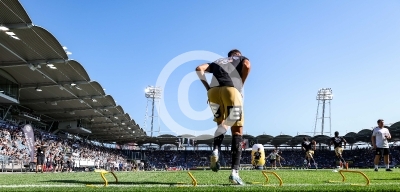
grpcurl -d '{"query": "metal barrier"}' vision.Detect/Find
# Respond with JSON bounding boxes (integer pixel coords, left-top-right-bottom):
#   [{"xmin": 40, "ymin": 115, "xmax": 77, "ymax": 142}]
[{"xmin": 0, "ymin": 160, "xmax": 29, "ymax": 172}]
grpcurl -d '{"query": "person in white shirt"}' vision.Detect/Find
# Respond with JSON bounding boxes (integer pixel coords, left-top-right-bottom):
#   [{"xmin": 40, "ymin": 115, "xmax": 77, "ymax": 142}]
[
  {"xmin": 265, "ymin": 149, "xmax": 283, "ymax": 170},
  {"xmin": 371, "ymin": 119, "xmax": 392, "ymax": 172}
]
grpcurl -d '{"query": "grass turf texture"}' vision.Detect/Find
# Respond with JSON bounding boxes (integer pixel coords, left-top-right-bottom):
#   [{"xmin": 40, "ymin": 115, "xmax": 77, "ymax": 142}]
[{"xmin": 0, "ymin": 169, "xmax": 400, "ymax": 191}]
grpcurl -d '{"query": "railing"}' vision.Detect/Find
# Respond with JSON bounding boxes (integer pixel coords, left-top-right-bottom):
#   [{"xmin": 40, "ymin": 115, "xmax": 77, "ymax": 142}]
[{"xmin": 0, "ymin": 160, "xmax": 34, "ymax": 172}]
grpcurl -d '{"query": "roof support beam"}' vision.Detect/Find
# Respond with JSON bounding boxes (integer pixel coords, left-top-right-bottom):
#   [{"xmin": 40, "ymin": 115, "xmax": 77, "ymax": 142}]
[
  {"xmin": 1, "ymin": 23, "xmax": 34, "ymax": 30},
  {"xmin": 90, "ymin": 120, "xmax": 131, "ymax": 126},
  {"xmin": 90, "ymin": 126, "xmax": 133, "ymax": 130},
  {"xmin": 20, "ymin": 95, "xmax": 106, "ymax": 104},
  {"xmin": 45, "ymin": 114, "xmax": 127, "ymax": 122},
  {"xmin": 0, "ymin": 58, "xmax": 67, "ymax": 68},
  {"xmin": 20, "ymin": 81, "xmax": 89, "ymax": 89},
  {"xmin": 34, "ymin": 105, "xmax": 116, "ymax": 114},
  {"xmin": 93, "ymin": 135, "xmax": 137, "ymax": 140}
]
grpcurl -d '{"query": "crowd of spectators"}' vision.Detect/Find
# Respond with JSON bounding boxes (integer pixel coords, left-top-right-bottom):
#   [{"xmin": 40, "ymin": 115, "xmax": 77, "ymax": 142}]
[
  {"xmin": 142, "ymin": 147, "xmax": 400, "ymax": 170},
  {"xmin": 0, "ymin": 122, "xmax": 131, "ymax": 172},
  {"xmin": 1, "ymin": 121, "xmax": 399, "ymax": 172}
]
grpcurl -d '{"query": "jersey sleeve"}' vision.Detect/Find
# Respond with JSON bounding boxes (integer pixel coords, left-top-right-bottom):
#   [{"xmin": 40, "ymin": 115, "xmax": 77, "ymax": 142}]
[
  {"xmin": 372, "ymin": 128, "xmax": 377, "ymax": 136},
  {"xmin": 207, "ymin": 62, "xmax": 215, "ymax": 72}
]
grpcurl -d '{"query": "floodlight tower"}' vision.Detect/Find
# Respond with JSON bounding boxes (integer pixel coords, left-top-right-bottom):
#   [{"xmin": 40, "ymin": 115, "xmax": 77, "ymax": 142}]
[
  {"xmin": 313, "ymin": 88, "xmax": 333, "ymax": 136},
  {"xmin": 144, "ymin": 86, "xmax": 162, "ymax": 137}
]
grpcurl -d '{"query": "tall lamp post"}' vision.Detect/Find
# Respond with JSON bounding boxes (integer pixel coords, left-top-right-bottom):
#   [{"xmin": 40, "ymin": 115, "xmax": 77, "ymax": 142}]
[
  {"xmin": 314, "ymin": 88, "xmax": 333, "ymax": 136},
  {"xmin": 144, "ymin": 86, "xmax": 162, "ymax": 138}
]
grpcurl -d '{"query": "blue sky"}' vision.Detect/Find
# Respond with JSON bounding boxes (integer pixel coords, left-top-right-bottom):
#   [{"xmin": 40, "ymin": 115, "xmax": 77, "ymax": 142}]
[{"xmin": 19, "ymin": 0, "xmax": 400, "ymax": 138}]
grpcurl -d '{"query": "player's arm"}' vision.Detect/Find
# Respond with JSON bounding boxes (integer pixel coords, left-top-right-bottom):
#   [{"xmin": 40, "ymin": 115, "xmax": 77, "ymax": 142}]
[
  {"xmin": 195, "ymin": 63, "xmax": 211, "ymax": 91},
  {"xmin": 371, "ymin": 135, "xmax": 376, "ymax": 148},
  {"xmin": 386, "ymin": 130, "xmax": 392, "ymax": 140},
  {"xmin": 371, "ymin": 130, "xmax": 376, "ymax": 149},
  {"xmin": 241, "ymin": 59, "xmax": 251, "ymax": 85}
]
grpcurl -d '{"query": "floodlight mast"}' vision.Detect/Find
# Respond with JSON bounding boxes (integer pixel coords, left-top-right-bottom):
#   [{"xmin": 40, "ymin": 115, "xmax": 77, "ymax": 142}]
[
  {"xmin": 313, "ymin": 88, "xmax": 333, "ymax": 136},
  {"xmin": 144, "ymin": 86, "xmax": 162, "ymax": 138}
]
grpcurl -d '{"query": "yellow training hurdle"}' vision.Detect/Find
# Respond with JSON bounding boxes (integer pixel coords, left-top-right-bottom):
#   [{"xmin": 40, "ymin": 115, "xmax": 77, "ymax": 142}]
[
  {"xmin": 86, "ymin": 169, "xmax": 118, "ymax": 187},
  {"xmin": 328, "ymin": 170, "xmax": 370, "ymax": 186},
  {"xmin": 176, "ymin": 172, "xmax": 198, "ymax": 187},
  {"xmin": 251, "ymin": 171, "xmax": 283, "ymax": 186}
]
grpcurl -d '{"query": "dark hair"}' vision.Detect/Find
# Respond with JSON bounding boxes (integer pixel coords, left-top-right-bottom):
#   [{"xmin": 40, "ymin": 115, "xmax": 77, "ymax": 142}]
[
  {"xmin": 228, "ymin": 49, "xmax": 241, "ymax": 57},
  {"xmin": 377, "ymin": 119, "xmax": 384, "ymax": 124},
  {"xmin": 334, "ymin": 131, "xmax": 339, "ymax": 136},
  {"xmin": 303, "ymin": 137, "xmax": 308, "ymax": 141}
]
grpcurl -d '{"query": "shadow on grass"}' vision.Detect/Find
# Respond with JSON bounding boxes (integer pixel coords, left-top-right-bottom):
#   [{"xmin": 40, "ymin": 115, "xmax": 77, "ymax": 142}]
[
  {"xmin": 371, "ymin": 178, "xmax": 400, "ymax": 181},
  {"xmin": 44, "ymin": 180, "xmax": 181, "ymax": 185}
]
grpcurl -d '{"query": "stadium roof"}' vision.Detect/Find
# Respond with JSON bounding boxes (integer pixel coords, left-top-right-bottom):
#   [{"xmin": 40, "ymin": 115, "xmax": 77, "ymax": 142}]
[
  {"xmin": 0, "ymin": 0, "xmax": 146, "ymax": 143},
  {"xmin": 133, "ymin": 122, "xmax": 400, "ymax": 147}
]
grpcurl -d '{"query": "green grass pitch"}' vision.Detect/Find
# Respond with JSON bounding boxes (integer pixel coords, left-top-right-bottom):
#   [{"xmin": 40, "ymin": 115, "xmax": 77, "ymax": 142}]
[{"xmin": 0, "ymin": 169, "xmax": 399, "ymax": 191}]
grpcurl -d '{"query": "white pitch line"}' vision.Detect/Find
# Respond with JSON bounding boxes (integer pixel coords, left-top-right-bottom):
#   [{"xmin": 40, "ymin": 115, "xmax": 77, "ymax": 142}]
[{"xmin": 0, "ymin": 183, "xmax": 400, "ymax": 188}]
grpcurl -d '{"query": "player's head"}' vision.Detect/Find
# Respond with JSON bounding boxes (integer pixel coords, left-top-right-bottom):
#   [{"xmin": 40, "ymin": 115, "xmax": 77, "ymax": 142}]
[
  {"xmin": 257, "ymin": 148, "xmax": 260, "ymax": 151},
  {"xmin": 303, "ymin": 137, "xmax": 308, "ymax": 141},
  {"xmin": 377, "ymin": 119, "xmax": 384, "ymax": 126},
  {"xmin": 228, "ymin": 49, "xmax": 241, "ymax": 57},
  {"xmin": 334, "ymin": 131, "xmax": 339, "ymax": 137}
]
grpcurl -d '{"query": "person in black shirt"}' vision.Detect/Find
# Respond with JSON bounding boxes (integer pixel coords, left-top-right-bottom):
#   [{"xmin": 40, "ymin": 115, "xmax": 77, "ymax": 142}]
[
  {"xmin": 196, "ymin": 49, "xmax": 251, "ymax": 185},
  {"xmin": 35, "ymin": 141, "xmax": 46, "ymax": 173},
  {"xmin": 330, "ymin": 131, "xmax": 348, "ymax": 169},
  {"xmin": 301, "ymin": 137, "xmax": 317, "ymax": 168},
  {"xmin": 253, "ymin": 148, "xmax": 261, "ymax": 167}
]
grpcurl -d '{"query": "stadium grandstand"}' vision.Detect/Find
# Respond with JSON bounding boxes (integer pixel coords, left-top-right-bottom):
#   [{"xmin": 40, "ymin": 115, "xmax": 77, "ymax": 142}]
[{"xmin": 1, "ymin": 0, "xmax": 400, "ymax": 174}]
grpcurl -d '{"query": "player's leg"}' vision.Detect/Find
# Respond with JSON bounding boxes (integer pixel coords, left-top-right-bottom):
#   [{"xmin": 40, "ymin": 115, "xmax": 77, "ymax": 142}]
[
  {"xmin": 207, "ymin": 87, "xmax": 226, "ymax": 172},
  {"xmin": 309, "ymin": 151, "xmax": 316, "ymax": 166},
  {"xmin": 223, "ymin": 87, "xmax": 245, "ymax": 185},
  {"xmin": 338, "ymin": 148, "xmax": 347, "ymax": 169},
  {"xmin": 383, "ymin": 148, "xmax": 392, "ymax": 171},
  {"xmin": 36, "ymin": 157, "xmax": 39, "ymax": 173},
  {"xmin": 374, "ymin": 149, "xmax": 382, "ymax": 171},
  {"xmin": 40, "ymin": 156, "xmax": 45, "ymax": 173},
  {"xmin": 306, "ymin": 152, "xmax": 311, "ymax": 167},
  {"xmin": 334, "ymin": 148, "xmax": 341, "ymax": 168}
]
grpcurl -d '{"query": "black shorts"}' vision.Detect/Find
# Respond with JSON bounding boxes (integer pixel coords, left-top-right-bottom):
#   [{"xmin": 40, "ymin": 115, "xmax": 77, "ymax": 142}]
[
  {"xmin": 37, "ymin": 155, "xmax": 45, "ymax": 165},
  {"xmin": 375, "ymin": 148, "xmax": 390, "ymax": 156},
  {"xmin": 254, "ymin": 159, "xmax": 260, "ymax": 164},
  {"xmin": 270, "ymin": 159, "xmax": 276, "ymax": 163}
]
